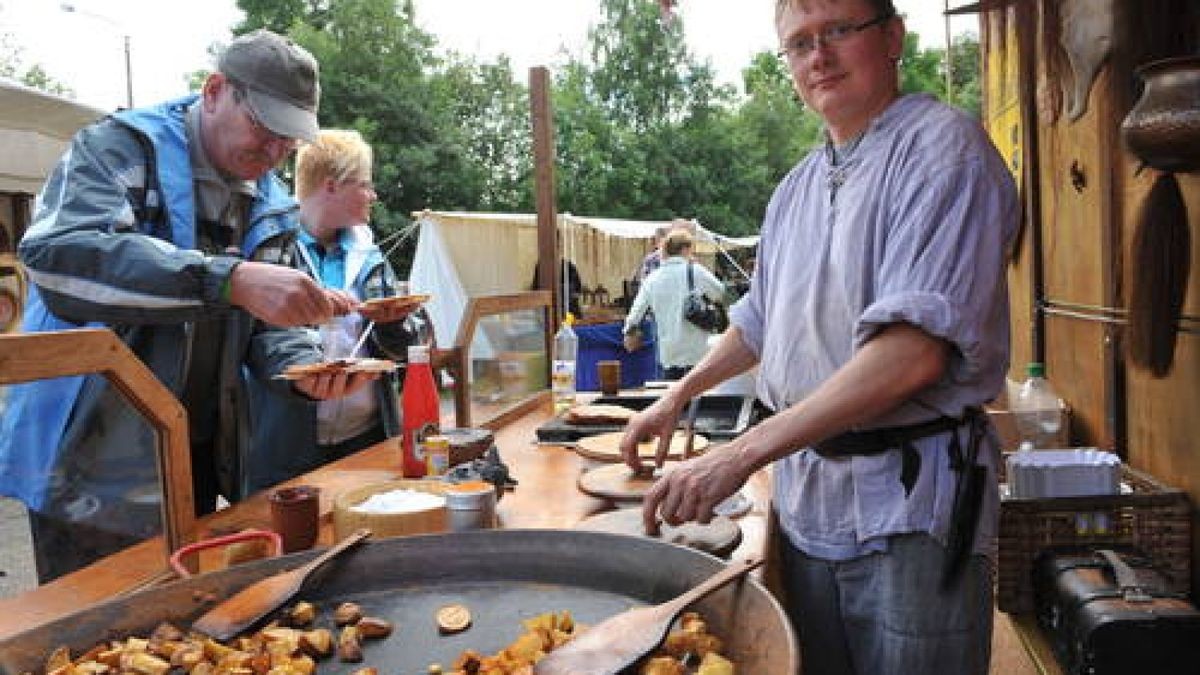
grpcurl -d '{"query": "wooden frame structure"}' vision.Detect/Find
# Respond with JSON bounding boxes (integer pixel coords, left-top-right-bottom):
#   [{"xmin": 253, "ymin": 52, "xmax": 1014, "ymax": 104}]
[
  {"xmin": 0, "ymin": 328, "xmax": 197, "ymax": 563},
  {"xmin": 434, "ymin": 290, "xmax": 553, "ymax": 430}
]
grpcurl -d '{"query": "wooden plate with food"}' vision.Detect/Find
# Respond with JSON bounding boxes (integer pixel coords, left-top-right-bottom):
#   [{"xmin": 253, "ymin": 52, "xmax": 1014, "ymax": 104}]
[
  {"xmin": 561, "ymin": 402, "xmax": 638, "ymax": 426},
  {"xmin": 276, "ymin": 357, "xmax": 396, "ymax": 380},
  {"xmin": 358, "ymin": 293, "xmax": 431, "ymax": 321},
  {"xmin": 576, "ymin": 462, "xmax": 681, "ymax": 502},
  {"xmin": 574, "ymin": 430, "xmax": 708, "ymax": 463}
]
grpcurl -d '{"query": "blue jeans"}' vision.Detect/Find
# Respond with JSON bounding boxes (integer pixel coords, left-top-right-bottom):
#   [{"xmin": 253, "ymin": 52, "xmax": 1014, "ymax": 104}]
[{"xmin": 779, "ymin": 532, "xmax": 993, "ymax": 675}]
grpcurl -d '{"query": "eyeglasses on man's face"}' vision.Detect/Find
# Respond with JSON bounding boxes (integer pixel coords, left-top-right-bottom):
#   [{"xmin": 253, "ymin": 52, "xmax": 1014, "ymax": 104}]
[
  {"xmin": 229, "ymin": 82, "xmax": 299, "ymax": 151},
  {"xmin": 776, "ymin": 13, "xmax": 893, "ymax": 61}
]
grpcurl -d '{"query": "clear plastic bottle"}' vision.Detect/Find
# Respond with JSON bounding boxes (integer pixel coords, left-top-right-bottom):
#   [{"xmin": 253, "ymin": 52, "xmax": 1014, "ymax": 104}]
[
  {"xmin": 401, "ymin": 345, "xmax": 440, "ymax": 478},
  {"xmin": 552, "ymin": 313, "xmax": 579, "ymax": 415},
  {"xmin": 1013, "ymin": 362, "xmax": 1063, "ymax": 450}
]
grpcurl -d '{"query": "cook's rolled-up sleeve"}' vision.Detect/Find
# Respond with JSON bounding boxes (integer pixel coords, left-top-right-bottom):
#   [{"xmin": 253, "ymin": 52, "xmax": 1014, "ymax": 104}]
[
  {"xmin": 729, "ymin": 294, "xmax": 765, "ymax": 357},
  {"xmin": 854, "ymin": 157, "xmax": 1016, "ymax": 383}
]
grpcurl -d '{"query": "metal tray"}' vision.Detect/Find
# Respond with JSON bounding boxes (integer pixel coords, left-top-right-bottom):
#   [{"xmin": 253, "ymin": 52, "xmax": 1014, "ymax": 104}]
[
  {"xmin": 0, "ymin": 530, "xmax": 797, "ymax": 674},
  {"xmin": 536, "ymin": 394, "xmax": 758, "ymax": 443}
]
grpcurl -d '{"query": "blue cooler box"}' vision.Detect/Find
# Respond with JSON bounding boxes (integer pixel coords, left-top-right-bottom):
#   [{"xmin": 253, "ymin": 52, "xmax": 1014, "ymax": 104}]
[{"xmin": 575, "ymin": 320, "xmax": 658, "ymax": 391}]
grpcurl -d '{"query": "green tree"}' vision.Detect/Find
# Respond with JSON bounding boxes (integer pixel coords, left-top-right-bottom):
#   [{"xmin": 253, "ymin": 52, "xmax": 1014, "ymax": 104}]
[
  {"xmin": 551, "ymin": 0, "xmax": 785, "ymax": 235},
  {"xmin": 735, "ymin": 51, "xmax": 822, "ymax": 186},
  {"xmin": 587, "ymin": 0, "xmax": 696, "ymax": 132},
  {"xmin": 899, "ymin": 32, "xmax": 983, "ymax": 117},
  {"xmin": 428, "ymin": 54, "xmax": 532, "ymax": 212},
  {"xmin": 947, "ymin": 34, "xmax": 982, "ymax": 116},
  {"xmin": 900, "ymin": 32, "xmax": 944, "ymax": 98},
  {"xmin": 0, "ymin": 25, "xmax": 73, "ymax": 97}
]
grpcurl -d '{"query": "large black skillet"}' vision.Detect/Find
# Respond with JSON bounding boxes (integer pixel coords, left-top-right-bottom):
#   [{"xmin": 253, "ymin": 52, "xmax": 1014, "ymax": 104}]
[{"xmin": 0, "ymin": 530, "xmax": 798, "ymax": 674}]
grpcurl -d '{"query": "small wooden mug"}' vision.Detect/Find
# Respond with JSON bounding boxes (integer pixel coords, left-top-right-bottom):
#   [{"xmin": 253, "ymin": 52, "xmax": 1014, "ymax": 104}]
[{"xmin": 269, "ymin": 485, "xmax": 321, "ymax": 553}]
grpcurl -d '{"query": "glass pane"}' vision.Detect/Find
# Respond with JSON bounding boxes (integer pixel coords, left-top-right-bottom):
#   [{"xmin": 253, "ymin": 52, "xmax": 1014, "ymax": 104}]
[
  {"xmin": 466, "ymin": 307, "xmax": 548, "ymax": 425},
  {"xmin": 0, "ymin": 377, "xmax": 166, "ymax": 593}
]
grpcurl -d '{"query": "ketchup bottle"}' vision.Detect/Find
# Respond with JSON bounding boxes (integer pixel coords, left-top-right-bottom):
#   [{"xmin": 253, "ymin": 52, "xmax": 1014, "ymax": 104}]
[{"xmin": 401, "ymin": 345, "xmax": 440, "ymax": 478}]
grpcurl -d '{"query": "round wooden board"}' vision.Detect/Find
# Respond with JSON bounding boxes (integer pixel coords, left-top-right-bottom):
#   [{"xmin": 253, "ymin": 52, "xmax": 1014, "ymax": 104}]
[
  {"xmin": 575, "ymin": 508, "xmax": 742, "ymax": 559},
  {"xmin": 358, "ymin": 293, "xmax": 432, "ymax": 321},
  {"xmin": 574, "ymin": 430, "xmax": 709, "ymax": 463},
  {"xmin": 576, "ymin": 462, "xmax": 681, "ymax": 502},
  {"xmin": 276, "ymin": 357, "xmax": 396, "ymax": 380}
]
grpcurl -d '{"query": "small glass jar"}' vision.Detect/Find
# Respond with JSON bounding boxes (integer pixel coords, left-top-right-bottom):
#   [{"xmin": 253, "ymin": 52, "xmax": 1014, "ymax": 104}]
[
  {"xmin": 425, "ymin": 434, "xmax": 450, "ymax": 476},
  {"xmin": 444, "ymin": 480, "xmax": 497, "ymax": 531}
]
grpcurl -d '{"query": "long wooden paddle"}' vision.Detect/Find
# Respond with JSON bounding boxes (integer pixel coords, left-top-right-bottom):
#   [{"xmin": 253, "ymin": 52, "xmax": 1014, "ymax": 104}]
[
  {"xmin": 192, "ymin": 528, "xmax": 371, "ymax": 641},
  {"xmin": 533, "ymin": 555, "xmax": 763, "ymax": 675}
]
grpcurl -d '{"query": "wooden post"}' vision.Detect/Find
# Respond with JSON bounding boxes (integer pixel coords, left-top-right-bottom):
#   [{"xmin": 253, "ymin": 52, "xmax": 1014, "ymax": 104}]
[
  {"xmin": 530, "ymin": 66, "xmax": 560, "ymax": 377},
  {"xmin": 1016, "ymin": 0, "xmax": 1045, "ymax": 366}
]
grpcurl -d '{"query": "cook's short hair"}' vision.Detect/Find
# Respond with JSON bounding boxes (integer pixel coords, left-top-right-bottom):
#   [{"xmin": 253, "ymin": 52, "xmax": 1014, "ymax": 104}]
[
  {"xmin": 294, "ymin": 129, "xmax": 372, "ymax": 200},
  {"xmin": 775, "ymin": 0, "xmax": 896, "ymax": 19},
  {"xmin": 663, "ymin": 228, "xmax": 695, "ymax": 256}
]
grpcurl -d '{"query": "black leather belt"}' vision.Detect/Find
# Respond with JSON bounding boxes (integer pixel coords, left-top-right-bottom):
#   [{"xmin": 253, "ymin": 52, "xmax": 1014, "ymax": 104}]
[
  {"xmin": 812, "ymin": 407, "xmax": 988, "ymax": 590},
  {"xmin": 811, "ymin": 410, "xmax": 977, "ymax": 497},
  {"xmin": 812, "ymin": 414, "xmax": 971, "ymax": 457}
]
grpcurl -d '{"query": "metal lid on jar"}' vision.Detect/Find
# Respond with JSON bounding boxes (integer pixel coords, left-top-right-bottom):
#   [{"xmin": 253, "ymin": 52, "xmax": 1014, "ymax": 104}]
[{"xmin": 443, "ymin": 480, "xmax": 496, "ymax": 510}]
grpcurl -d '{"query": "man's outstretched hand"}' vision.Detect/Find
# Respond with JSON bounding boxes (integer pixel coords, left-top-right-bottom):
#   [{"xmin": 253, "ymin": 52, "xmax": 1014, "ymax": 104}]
[{"xmin": 229, "ymin": 261, "xmax": 357, "ymax": 327}]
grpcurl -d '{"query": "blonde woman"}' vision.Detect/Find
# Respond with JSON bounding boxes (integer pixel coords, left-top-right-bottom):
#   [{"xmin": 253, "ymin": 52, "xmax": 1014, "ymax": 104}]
[{"xmin": 245, "ymin": 129, "xmax": 432, "ymax": 494}]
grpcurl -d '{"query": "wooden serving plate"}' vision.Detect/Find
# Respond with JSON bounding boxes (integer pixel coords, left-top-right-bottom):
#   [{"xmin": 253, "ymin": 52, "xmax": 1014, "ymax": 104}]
[
  {"xmin": 574, "ymin": 431, "xmax": 708, "ymax": 463},
  {"xmin": 358, "ymin": 293, "xmax": 431, "ymax": 321},
  {"xmin": 576, "ymin": 462, "xmax": 681, "ymax": 502},
  {"xmin": 575, "ymin": 508, "xmax": 742, "ymax": 558},
  {"xmin": 276, "ymin": 357, "xmax": 395, "ymax": 380}
]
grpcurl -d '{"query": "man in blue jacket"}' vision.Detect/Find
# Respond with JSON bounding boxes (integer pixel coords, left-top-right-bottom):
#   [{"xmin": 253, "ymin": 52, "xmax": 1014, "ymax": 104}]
[{"xmin": 0, "ymin": 30, "xmax": 373, "ymax": 581}]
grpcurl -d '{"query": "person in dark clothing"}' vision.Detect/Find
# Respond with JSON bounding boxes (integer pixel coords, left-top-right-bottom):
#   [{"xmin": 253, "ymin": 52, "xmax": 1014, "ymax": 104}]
[{"xmin": 531, "ymin": 258, "xmax": 584, "ymax": 318}]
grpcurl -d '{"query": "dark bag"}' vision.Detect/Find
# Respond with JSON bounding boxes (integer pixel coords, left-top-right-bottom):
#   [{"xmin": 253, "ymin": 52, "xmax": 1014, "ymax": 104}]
[
  {"xmin": 682, "ymin": 263, "xmax": 727, "ymax": 332},
  {"xmin": 1034, "ymin": 547, "xmax": 1200, "ymax": 675}
]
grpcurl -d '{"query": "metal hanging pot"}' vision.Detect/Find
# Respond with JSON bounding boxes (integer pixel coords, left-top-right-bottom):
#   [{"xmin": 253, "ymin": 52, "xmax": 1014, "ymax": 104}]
[
  {"xmin": 1120, "ymin": 56, "xmax": 1198, "ymax": 377},
  {"xmin": 1121, "ymin": 55, "xmax": 1200, "ymax": 172}
]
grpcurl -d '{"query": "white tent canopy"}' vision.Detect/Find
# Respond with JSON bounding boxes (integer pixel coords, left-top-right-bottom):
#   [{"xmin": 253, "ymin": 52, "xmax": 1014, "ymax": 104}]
[
  {"xmin": 407, "ymin": 209, "xmax": 757, "ymax": 351},
  {"xmin": 0, "ymin": 79, "xmax": 105, "ymax": 194}
]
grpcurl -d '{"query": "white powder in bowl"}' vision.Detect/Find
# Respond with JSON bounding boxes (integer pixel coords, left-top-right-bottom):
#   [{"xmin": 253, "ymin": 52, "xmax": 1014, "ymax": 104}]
[{"xmin": 351, "ymin": 488, "xmax": 446, "ymax": 514}]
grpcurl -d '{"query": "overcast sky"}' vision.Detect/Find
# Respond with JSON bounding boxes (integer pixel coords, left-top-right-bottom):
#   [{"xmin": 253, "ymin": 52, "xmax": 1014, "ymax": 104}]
[{"xmin": 3, "ymin": 0, "xmax": 978, "ymax": 112}]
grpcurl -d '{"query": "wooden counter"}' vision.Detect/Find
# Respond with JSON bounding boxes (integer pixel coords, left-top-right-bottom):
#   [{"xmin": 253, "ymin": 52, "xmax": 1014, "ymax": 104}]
[
  {"xmin": 0, "ymin": 400, "xmax": 769, "ymax": 639},
  {"xmin": 0, "ymin": 400, "xmax": 1053, "ymax": 675}
]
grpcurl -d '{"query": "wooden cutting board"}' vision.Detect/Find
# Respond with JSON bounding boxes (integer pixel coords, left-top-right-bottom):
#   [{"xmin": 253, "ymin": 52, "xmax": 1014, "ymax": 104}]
[
  {"xmin": 576, "ymin": 462, "xmax": 681, "ymax": 502},
  {"xmin": 574, "ymin": 431, "xmax": 708, "ymax": 463},
  {"xmin": 575, "ymin": 508, "xmax": 742, "ymax": 559}
]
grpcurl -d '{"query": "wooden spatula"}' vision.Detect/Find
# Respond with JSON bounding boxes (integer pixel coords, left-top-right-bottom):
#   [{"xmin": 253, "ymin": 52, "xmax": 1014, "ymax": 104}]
[
  {"xmin": 533, "ymin": 554, "xmax": 763, "ymax": 675},
  {"xmin": 192, "ymin": 528, "xmax": 371, "ymax": 641}
]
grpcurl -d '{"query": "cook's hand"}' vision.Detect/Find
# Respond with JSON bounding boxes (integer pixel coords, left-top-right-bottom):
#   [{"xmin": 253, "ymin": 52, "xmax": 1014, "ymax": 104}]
[
  {"xmin": 229, "ymin": 262, "xmax": 357, "ymax": 326},
  {"xmin": 292, "ymin": 370, "xmax": 380, "ymax": 400},
  {"xmin": 642, "ymin": 445, "xmax": 748, "ymax": 535},
  {"xmin": 619, "ymin": 394, "xmax": 683, "ymax": 474}
]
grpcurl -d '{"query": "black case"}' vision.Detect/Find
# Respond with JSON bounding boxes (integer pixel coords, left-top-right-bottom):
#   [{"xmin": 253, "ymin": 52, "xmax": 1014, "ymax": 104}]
[{"xmin": 1033, "ymin": 547, "xmax": 1200, "ymax": 675}]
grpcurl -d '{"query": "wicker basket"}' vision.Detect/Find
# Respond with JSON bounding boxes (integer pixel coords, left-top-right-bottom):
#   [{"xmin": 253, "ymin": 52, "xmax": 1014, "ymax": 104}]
[{"xmin": 998, "ymin": 463, "xmax": 1192, "ymax": 614}]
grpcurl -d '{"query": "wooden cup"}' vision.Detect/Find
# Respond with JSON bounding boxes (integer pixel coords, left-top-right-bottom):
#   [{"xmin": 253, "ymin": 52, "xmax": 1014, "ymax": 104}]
[
  {"xmin": 597, "ymin": 360, "xmax": 622, "ymax": 395},
  {"xmin": 269, "ymin": 485, "xmax": 321, "ymax": 553}
]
